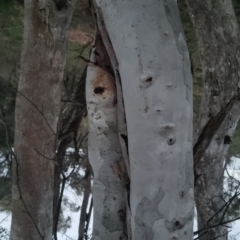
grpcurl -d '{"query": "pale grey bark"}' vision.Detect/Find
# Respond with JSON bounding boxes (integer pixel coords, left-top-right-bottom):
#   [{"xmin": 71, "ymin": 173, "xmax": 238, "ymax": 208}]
[
  {"xmin": 88, "ymin": 0, "xmax": 194, "ymax": 239},
  {"xmin": 184, "ymin": 0, "xmax": 240, "ymax": 239},
  {"xmin": 10, "ymin": 0, "xmax": 75, "ymax": 239},
  {"xmin": 86, "ymin": 34, "xmax": 127, "ymax": 239}
]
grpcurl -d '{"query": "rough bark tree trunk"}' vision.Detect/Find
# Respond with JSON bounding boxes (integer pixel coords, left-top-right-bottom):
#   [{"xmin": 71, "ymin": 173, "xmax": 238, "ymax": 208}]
[
  {"xmin": 87, "ymin": 0, "xmax": 194, "ymax": 239},
  {"xmin": 183, "ymin": 0, "xmax": 240, "ymax": 239},
  {"xmin": 10, "ymin": 1, "xmax": 75, "ymax": 239}
]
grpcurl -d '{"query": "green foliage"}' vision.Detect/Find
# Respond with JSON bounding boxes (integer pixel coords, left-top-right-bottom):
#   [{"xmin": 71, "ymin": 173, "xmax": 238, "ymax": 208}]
[
  {"xmin": 0, "ymin": 0, "xmax": 14, "ymax": 14},
  {"xmin": 0, "ymin": 0, "xmax": 22, "ymax": 28},
  {"xmin": 0, "ymin": 0, "xmax": 22, "ymax": 153},
  {"xmin": 0, "ymin": 0, "xmax": 28, "ymax": 215},
  {"xmin": 233, "ymin": 0, "xmax": 240, "ymax": 16},
  {"xmin": 63, "ymin": 41, "xmax": 91, "ymax": 98},
  {"xmin": 178, "ymin": 0, "xmax": 203, "ymax": 114}
]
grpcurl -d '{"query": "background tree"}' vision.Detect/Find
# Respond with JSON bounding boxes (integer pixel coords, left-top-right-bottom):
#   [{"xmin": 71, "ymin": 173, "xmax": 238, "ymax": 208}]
[
  {"xmin": 0, "ymin": 0, "xmax": 96, "ymax": 238},
  {"xmin": 179, "ymin": 0, "xmax": 240, "ymax": 239},
  {"xmin": 10, "ymin": 0, "xmax": 75, "ymax": 239}
]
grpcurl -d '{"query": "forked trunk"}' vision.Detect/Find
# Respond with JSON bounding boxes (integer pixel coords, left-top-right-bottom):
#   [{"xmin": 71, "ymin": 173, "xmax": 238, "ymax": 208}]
[
  {"xmin": 184, "ymin": 0, "xmax": 240, "ymax": 239},
  {"xmin": 87, "ymin": 0, "xmax": 194, "ymax": 239}
]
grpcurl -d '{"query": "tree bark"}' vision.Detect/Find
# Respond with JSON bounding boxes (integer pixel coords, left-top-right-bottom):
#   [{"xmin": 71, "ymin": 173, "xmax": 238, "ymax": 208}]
[
  {"xmin": 183, "ymin": 0, "xmax": 240, "ymax": 239},
  {"xmin": 88, "ymin": 0, "xmax": 194, "ymax": 239},
  {"xmin": 78, "ymin": 163, "xmax": 91, "ymax": 240},
  {"xmin": 86, "ymin": 30, "xmax": 127, "ymax": 239},
  {"xmin": 10, "ymin": 1, "xmax": 75, "ymax": 239}
]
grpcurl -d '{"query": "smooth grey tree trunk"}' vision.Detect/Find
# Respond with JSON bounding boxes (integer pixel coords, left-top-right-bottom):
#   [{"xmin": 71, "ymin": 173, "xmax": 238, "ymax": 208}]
[
  {"xmin": 184, "ymin": 0, "xmax": 240, "ymax": 239},
  {"xmin": 10, "ymin": 1, "xmax": 75, "ymax": 239},
  {"xmin": 87, "ymin": 0, "xmax": 194, "ymax": 239},
  {"xmin": 86, "ymin": 31, "xmax": 127, "ymax": 239}
]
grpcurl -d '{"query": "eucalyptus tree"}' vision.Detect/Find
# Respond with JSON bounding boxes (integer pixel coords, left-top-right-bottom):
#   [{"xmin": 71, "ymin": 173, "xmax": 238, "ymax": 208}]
[
  {"xmin": 86, "ymin": 0, "xmax": 194, "ymax": 239},
  {"xmin": 10, "ymin": 0, "xmax": 75, "ymax": 239},
  {"xmin": 183, "ymin": 0, "xmax": 240, "ymax": 239}
]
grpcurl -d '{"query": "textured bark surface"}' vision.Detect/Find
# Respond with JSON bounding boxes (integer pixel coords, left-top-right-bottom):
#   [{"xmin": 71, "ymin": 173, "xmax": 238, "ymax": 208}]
[
  {"xmin": 92, "ymin": 0, "xmax": 194, "ymax": 239},
  {"xmin": 10, "ymin": 1, "xmax": 75, "ymax": 239},
  {"xmin": 183, "ymin": 0, "xmax": 240, "ymax": 239},
  {"xmin": 86, "ymin": 32, "xmax": 127, "ymax": 240}
]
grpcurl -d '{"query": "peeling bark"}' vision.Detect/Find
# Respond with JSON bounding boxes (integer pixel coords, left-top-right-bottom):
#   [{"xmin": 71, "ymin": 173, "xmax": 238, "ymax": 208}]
[
  {"xmin": 10, "ymin": 1, "xmax": 75, "ymax": 239},
  {"xmin": 183, "ymin": 0, "xmax": 240, "ymax": 238},
  {"xmin": 86, "ymin": 31, "xmax": 127, "ymax": 239},
  {"xmin": 88, "ymin": 0, "xmax": 194, "ymax": 239}
]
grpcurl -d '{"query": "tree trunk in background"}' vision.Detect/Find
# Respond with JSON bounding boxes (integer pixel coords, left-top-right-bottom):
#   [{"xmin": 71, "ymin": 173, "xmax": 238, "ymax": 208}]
[
  {"xmin": 86, "ymin": 31, "xmax": 127, "ymax": 239},
  {"xmin": 52, "ymin": 142, "xmax": 68, "ymax": 238},
  {"xmin": 10, "ymin": 1, "xmax": 75, "ymax": 239},
  {"xmin": 183, "ymin": 0, "xmax": 240, "ymax": 239},
  {"xmin": 88, "ymin": 0, "xmax": 194, "ymax": 239},
  {"xmin": 78, "ymin": 163, "xmax": 91, "ymax": 240}
]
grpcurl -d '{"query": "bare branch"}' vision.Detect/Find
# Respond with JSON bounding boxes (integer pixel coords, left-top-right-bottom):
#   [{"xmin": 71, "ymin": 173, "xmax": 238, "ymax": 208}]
[{"xmin": 9, "ymin": 84, "xmax": 56, "ymax": 135}]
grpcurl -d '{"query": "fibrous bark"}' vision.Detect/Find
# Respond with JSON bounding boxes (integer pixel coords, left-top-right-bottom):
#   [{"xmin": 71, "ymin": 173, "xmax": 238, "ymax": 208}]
[
  {"xmin": 88, "ymin": 0, "xmax": 194, "ymax": 239},
  {"xmin": 183, "ymin": 0, "xmax": 240, "ymax": 239},
  {"xmin": 10, "ymin": 1, "xmax": 75, "ymax": 239}
]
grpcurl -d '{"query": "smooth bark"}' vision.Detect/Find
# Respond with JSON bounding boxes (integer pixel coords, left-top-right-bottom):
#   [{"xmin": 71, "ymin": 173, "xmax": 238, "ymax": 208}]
[
  {"xmin": 184, "ymin": 0, "xmax": 240, "ymax": 239},
  {"xmin": 86, "ymin": 31, "xmax": 127, "ymax": 239},
  {"xmin": 10, "ymin": 1, "xmax": 75, "ymax": 239},
  {"xmin": 89, "ymin": 0, "xmax": 194, "ymax": 239}
]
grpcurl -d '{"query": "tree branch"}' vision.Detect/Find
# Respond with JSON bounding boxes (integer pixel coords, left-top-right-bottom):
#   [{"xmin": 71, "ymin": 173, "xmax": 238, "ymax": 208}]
[{"xmin": 9, "ymin": 84, "xmax": 56, "ymax": 135}]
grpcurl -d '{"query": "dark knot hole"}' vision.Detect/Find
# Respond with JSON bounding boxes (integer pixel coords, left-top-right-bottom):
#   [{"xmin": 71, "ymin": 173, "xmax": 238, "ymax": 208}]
[{"xmin": 94, "ymin": 87, "xmax": 105, "ymax": 94}]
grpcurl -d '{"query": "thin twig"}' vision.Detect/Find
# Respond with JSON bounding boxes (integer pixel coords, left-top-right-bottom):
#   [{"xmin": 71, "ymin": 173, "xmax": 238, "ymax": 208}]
[{"xmin": 9, "ymin": 84, "xmax": 56, "ymax": 135}]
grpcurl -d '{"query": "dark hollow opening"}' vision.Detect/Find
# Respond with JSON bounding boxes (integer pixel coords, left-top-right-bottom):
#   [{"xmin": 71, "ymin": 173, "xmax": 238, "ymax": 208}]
[
  {"xmin": 224, "ymin": 135, "xmax": 232, "ymax": 144},
  {"xmin": 146, "ymin": 77, "xmax": 152, "ymax": 82},
  {"xmin": 175, "ymin": 221, "xmax": 180, "ymax": 226},
  {"xmin": 94, "ymin": 87, "xmax": 105, "ymax": 94}
]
